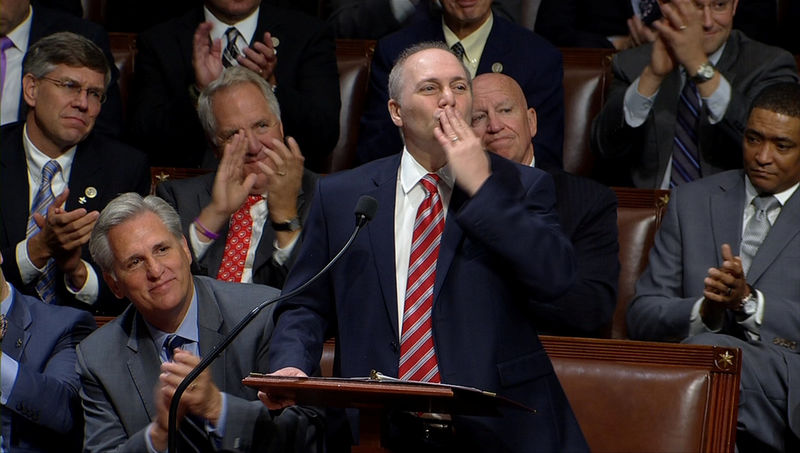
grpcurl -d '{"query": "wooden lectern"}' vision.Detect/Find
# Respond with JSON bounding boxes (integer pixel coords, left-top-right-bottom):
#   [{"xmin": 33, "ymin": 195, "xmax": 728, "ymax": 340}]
[{"xmin": 243, "ymin": 373, "xmax": 534, "ymax": 452}]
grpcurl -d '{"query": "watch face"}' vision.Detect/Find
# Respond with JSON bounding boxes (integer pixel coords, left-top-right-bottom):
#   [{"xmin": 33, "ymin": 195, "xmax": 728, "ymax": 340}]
[
  {"xmin": 742, "ymin": 298, "xmax": 757, "ymax": 316},
  {"xmin": 694, "ymin": 63, "xmax": 715, "ymax": 82}
]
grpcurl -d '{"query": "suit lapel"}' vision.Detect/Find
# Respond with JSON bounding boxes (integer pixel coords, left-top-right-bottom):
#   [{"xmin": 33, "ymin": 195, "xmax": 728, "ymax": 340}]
[
  {"xmin": 0, "ymin": 126, "xmax": 31, "ymax": 249},
  {"xmin": 748, "ymin": 188, "xmax": 800, "ymax": 283},
  {"xmin": 476, "ymin": 18, "xmax": 512, "ymax": 75},
  {"xmin": 126, "ymin": 313, "xmax": 161, "ymax": 420},
  {"xmin": 66, "ymin": 139, "xmax": 103, "ymax": 211},
  {"xmin": 3, "ymin": 290, "xmax": 32, "ymax": 362},
  {"xmin": 710, "ymin": 173, "xmax": 746, "ymax": 259},
  {"xmin": 433, "ymin": 188, "xmax": 466, "ymax": 303},
  {"xmin": 193, "ymin": 278, "xmax": 226, "ymax": 387},
  {"xmin": 366, "ymin": 158, "xmax": 401, "ymax": 339}
]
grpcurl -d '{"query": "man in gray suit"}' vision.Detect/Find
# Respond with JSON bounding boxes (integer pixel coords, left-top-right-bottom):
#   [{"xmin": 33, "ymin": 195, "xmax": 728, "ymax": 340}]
[
  {"xmin": 77, "ymin": 193, "xmax": 320, "ymax": 452},
  {"xmin": 628, "ymin": 82, "xmax": 800, "ymax": 452},
  {"xmin": 592, "ymin": 0, "xmax": 798, "ymax": 188},
  {"xmin": 157, "ymin": 66, "xmax": 318, "ymax": 289}
]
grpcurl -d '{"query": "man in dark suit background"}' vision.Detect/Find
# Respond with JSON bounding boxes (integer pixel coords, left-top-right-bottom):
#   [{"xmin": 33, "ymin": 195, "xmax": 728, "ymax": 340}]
[
  {"xmin": 629, "ymin": 82, "xmax": 800, "ymax": 452},
  {"xmin": 356, "ymin": 0, "xmax": 564, "ymax": 171},
  {"xmin": 0, "ymin": 251, "xmax": 96, "ymax": 452},
  {"xmin": 157, "ymin": 67, "xmax": 318, "ymax": 289},
  {"xmin": 471, "ymin": 72, "xmax": 619, "ymax": 337},
  {"xmin": 592, "ymin": 0, "xmax": 798, "ymax": 188},
  {"xmin": 79, "ymin": 193, "xmax": 321, "ymax": 452},
  {"xmin": 130, "ymin": 0, "xmax": 340, "ymax": 172},
  {"xmin": 265, "ymin": 42, "xmax": 587, "ymax": 452},
  {"xmin": 0, "ymin": 0, "xmax": 123, "ymax": 136},
  {"xmin": 0, "ymin": 32, "xmax": 149, "ymax": 315}
]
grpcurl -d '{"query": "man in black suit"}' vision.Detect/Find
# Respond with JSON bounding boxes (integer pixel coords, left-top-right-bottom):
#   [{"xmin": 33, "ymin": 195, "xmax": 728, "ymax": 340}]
[
  {"xmin": 157, "ymin": 67, "xmax": 318, "ymax": 289},
  {"xmin": 130, "ymin": 0, "xmax": 340, "ymax": 172},
  {"xmin": 0, "ymin": 0, "xmax": 123, "ymax": 136},
  {"xmin": 471, "ymin": 72, "xmax": 619, "ymax": 336},
  {"xmin": 0, "ymin": 32, "xmax": 149, "ymax": 315}
]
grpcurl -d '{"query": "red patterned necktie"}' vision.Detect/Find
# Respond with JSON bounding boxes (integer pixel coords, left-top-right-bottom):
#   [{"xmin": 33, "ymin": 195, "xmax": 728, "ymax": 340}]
[
  {"xmin": 217, "ymin": 195, "xmax": 263, "ymax": 282},
  {"xmin": 399, "ymin": 174, "xmax": 444, "ymax": 383}
]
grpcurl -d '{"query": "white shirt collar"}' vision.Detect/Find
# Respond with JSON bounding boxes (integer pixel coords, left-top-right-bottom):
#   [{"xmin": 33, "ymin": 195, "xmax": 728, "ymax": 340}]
[
  {"xmin": 6, "ymin": 4, "xmax": 32, "ymax": 52},
  {"xmin": 204, "ymin": 5, "xmax": 260, "ymax": 45},
  {"xmin": 399, "ymin": 148, "xmax": 454, "ymax": 195},
  {"xmin": 23, "ymin": 123, "xmax": 76, "ymax": 190},
  {"xmin": 744, "ymin": 175, "xmax": 799, "ymax": 207}
]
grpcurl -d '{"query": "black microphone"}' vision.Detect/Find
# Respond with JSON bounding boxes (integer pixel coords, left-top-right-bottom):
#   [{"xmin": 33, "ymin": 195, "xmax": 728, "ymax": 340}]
[{"xmin": 167, "ymin": 196, "xmax": 377, "ymax": 452}]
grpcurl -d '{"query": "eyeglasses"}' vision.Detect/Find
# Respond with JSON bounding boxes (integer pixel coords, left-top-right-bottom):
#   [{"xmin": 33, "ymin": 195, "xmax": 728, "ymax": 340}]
[
  {"xmin": 692, "ymin": 0, "xmax": 733, "ymax": 14},
  {"xmin": 39, "ymin": 77, "xmax": 107, "ymax": 105}
]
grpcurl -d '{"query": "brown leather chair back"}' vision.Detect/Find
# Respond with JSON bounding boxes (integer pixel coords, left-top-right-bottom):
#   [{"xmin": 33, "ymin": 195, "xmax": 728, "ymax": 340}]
[
  {"xmin": 326, "ymin": 39, "xmax": 375, "ymax": 173},
  {"xmin": 560, "ymin": 48, "xmax": 614, "ymax": 176},
  {"xmin": 108, "ymin": 32, "xmax": 137, "ymax": 120},
  {"xmin": 608, "ymin": 187, "xmax": 670, "ymax": 339},
  {"xmin": 541, "ymin": 335, "xmax": 741, "ymax": 453}
]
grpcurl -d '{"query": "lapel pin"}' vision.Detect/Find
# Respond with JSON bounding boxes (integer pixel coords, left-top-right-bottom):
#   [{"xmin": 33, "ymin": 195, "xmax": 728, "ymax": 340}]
[
  {"xmin": 271, "ymin": 36, "xmax": 280, "ymax": 48},
  {"xmin": 491, "ymin": 62, "xmax": 504, "ymax": 73},
  {"xmin": 16, "ymin": 338, "xmax": 22, "ymax": 347},
  {"xmin": 78, "ymin": 196, "xmax": 87, "ymax": 205},
  {"xmin": 85, "ymin": 187, "xmax": 97, "ymax": 199}
]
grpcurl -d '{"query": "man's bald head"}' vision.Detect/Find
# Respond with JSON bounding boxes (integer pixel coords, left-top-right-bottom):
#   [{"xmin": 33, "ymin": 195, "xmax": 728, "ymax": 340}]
[{"xmin": 471, "ymin": 73, "xmax": 537, "ymax": 165}]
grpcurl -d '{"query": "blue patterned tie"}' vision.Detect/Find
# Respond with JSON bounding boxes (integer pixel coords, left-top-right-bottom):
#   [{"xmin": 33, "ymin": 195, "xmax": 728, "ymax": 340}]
[
  {"xmin": 27, "ymin": 160, "xmax": 61, "ymax": 303},
  {"xmin": 740, "ymin": 195, "xmax": 779, "ymax": 275},
  {"xmin": 222, "ymin": 27, "xmax": 243, "ymax": 68},
  {"xmin": 670, "ymin": 81, "xmax": 702, "ymax": 187},
  {"xmin": 451, "ymin": 42, "xmax": 466, "ymax": 63}
]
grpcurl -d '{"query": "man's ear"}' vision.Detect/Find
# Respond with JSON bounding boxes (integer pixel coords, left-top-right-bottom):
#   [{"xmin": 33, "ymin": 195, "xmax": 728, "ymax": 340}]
[
  {"xmin": 22, "ymin": 74, "xmax": 38, "ymax": 108},
  {"xmin": 103, "ymin": 272, "xmax": 125, "ymax": 299},
  {"xmin": 527, "ymin": 107, "xmax": 538, "ymax": 139},
  {"xmin": 388, "ymin": 99, "xmax": 403, "ymax": 127}
]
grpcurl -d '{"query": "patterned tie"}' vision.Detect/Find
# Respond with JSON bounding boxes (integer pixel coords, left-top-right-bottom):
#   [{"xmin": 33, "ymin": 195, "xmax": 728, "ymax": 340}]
[
  {"xmin": 399, "ymin": 174, "xmax": 444, "ymax": 383},
  {"xmin": 740, "ymin": 195, "xmax": 780, "ymax": 275},
  {"xmin": 222, "ymin": 27, "xmax": 243, "ymax": 68},
  {"xmin": 670, "ymin": 80, "xmax": 703, "ymax": 187},
  {"xmin": 27, "ymin": 160, "xmax": 61, "ymax": 303},
  {"xmin": 450, "ymin": 42, "xmax": 466, "ymax": 63},
  {"xmin": 217, "ymin": 195, "xmax": 263, "ymax": 282},
  {"xmin": 163, "ymin": 334, "xmax": 191, "ymax": 362},
  {"xmin": 0, "ymin": 36, "xmax": 13, "ymax": 100}
]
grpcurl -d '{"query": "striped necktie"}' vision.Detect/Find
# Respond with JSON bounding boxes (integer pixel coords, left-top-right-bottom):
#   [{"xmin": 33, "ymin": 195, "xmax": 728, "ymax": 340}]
[
  {"xmin": 740, "ymin": 195, "xmax": 780, "ymax": 275},
  {"xmin": 27, "ymin": 160, "xmax": 61, "ymax": 303},
  {"xmin": 399, "ymin": 174, "xmax": 444, "ymax": 383},
  {"xmin": 451, "ymin": 42, "xmax": 466, "ymax": 63},
  {"xmin": 670, "ymin": 80, "xmax": 702, "ymax": 187},
  {"xmin": 222, "ymin": 27, "xmax": 243, "ymax": 68}
]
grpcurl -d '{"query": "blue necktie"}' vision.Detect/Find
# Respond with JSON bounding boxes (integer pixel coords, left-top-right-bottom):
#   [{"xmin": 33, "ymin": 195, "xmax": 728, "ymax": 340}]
[
  {"xmin": 670, "ymin": 81, "xmax": 702, "ymax": 187},
  {"xmin": 27, "ymin": 160, "xmax": 61, "ymax": 303},
  {"xmin": 222, "ymin": 27, "xmax": 243, "ymax": 68},
  {"xmin": 163, "ymin": 334, "xmax": 190, "ymax": 362}
]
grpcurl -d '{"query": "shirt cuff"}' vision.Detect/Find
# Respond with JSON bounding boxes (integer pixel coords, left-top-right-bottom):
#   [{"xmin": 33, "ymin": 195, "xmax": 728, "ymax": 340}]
[
  {"xmin": 64, "ymin": 260, "xmax": 99, "ymax": 305},
  {"xmin": 16, "ymin": 239, "xmax": 44, "ymax": 285},
  {"xmin": 206, "ymin": 392, "xmax": 228, "ymax": 445},
  {"xmin": 272, "ymin": 234, "xmax": 300, "ymax": 266},
  {"xmin": 189, "ymin": 223, "xmax": 214, "ymax": 260},
  {"xmin": 1, "ymin": 353, "xmax": 20, "ymax": 405},
  {"xmin": 145, "ymin": 423, "xmax": 165, "ymax": 453},
  {"xmin": 702, "ymin": 74, "xmax": 731, "ymax": 125},
  {"xmin": 623, "ymin": 77, "xmax": 657, "ymax": 128},
  {"xmin": 689, "ymin": 297, "xmax": 723, "ymax": 335}
]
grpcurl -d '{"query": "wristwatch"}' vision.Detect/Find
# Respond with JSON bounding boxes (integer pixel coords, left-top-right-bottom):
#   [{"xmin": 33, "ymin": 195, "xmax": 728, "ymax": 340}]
[
  {"xmin": 689, "ymin": 61, "xmax": 716, "ymax": 84},
  {"xmin": 737, "ymin": 290, "xmax": 757, "ymax": 317},
  {"xmin": 271, "ymin": 216, "xmax": 301, "ymax": 232}
]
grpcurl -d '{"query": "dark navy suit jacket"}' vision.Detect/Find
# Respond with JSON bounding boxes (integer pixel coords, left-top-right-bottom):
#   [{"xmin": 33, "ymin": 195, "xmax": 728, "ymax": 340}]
[
  {"xmin": 1, "ymin": 284, "xmax": 96, "ymax": 452},
  {"xmin": 356, "ymin": 12, "xmax": 565, "ymax": 170},
  {"xmin": 269, "ymin": 153, "xmax": 587, "ymax": 451}
]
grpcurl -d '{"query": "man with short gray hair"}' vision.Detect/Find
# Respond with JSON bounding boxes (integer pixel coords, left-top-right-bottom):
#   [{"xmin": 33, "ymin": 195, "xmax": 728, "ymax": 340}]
[
  {"xmin": 0, "ymin": 31, "xmax": 149, "ymax": 315},
  {"xmin": 157, "ymin": 66, "xmax": 317, "ymax": 289},
  {"xmin": 78, "ymin": 192, "xmax": 322, "ymax": 452}
]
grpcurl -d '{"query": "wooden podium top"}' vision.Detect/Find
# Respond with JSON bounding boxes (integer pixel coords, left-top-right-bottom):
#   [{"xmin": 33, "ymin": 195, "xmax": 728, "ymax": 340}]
[{"xmin": 243, "ymin": 373, "xmax": 535, "ymax": 416}]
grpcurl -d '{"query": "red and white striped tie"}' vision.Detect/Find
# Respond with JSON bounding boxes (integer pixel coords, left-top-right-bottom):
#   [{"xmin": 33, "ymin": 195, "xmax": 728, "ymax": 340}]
[{"xmin": 399, "ymin": 173, "xmax": 444, "ymax": 382}]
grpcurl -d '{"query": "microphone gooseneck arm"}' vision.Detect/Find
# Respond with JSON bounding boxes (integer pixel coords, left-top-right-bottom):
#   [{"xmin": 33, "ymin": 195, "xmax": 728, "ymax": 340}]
[{"xmin": 167, "ymin": 195, "xmax": 377, "ymax": 452}]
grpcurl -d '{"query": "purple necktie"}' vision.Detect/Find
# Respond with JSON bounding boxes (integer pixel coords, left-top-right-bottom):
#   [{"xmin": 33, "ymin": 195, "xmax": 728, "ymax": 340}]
[
  {"xmin": 670, "ymin": 81, "xmax": 702, "ymax": 187},
  {"xmin": 0, "ymin": 36, "xmax": 14, "ymax": 99}
]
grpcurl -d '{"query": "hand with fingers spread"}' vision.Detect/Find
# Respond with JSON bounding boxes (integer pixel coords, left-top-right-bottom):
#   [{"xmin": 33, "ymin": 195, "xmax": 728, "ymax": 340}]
[
  {"xmin": 195, "ymin": 131, "xmax": 258, "ymax": 242},
  {"xmin": 257, "ymin": 137, "xmax": 303, "ymax": 220},
  {"xmin": 434, "ymin": 105, "xmax": 490, "ymax": 196},
  {"xmin": 237, "ymin": 31, "xmax": 279, "ymax": 87},
  {"xmin": 701, "ymin": 243, "xmax": 751, "ymax": 325},
  {"xmin": 192, "ymin": 22, "xmax": 224, "ymax": 91}
]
